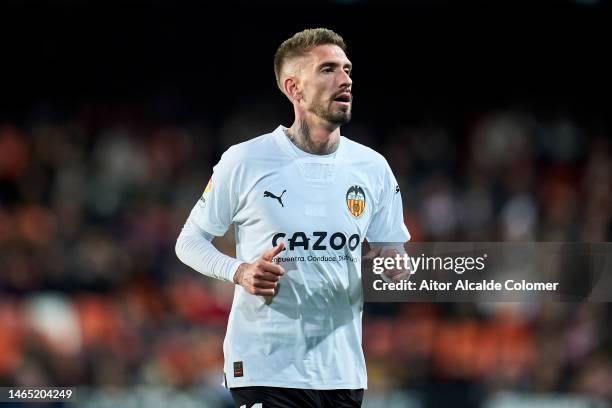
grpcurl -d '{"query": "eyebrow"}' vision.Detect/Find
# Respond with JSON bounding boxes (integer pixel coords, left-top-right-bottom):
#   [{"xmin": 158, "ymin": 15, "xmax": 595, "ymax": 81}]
[{"xmin": 318, "ymin": 61, "xmax": 353, "ymax": 71}]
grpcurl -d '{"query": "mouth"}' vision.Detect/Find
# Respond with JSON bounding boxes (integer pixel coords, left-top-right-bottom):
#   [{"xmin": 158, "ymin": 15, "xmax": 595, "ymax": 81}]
[{"xmin": 332, "ymin": 92, "xmax": 352, "ymax": 106}]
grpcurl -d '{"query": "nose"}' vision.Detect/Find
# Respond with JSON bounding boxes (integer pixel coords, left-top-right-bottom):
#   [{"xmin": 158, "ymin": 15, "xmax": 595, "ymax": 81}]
[{"xmin": 340, "ymin": 70, "xmax": 352, "ymax": 87}]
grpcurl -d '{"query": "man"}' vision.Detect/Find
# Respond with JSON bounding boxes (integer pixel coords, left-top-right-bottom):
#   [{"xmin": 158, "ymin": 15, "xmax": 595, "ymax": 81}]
[{"xmin": 176, "ymin": 28, "xmax": 410, "ymax": 408}]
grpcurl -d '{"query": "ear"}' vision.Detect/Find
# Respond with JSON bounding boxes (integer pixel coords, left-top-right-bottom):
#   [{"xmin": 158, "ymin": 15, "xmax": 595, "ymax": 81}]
[{"xmin": 283, "ymin": 77, "xmax": 303, "ymax": 102}]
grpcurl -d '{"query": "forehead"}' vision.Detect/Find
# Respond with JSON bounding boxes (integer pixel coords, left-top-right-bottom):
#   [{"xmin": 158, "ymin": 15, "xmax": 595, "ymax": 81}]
[{"xmin": 304, "ymin": 44, "xmax": 351, "ymax": 67}]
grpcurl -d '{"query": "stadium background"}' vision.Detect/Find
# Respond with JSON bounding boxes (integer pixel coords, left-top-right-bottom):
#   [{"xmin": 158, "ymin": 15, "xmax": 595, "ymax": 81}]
[{"xmin": 0, "ymin": 0, "xmax": 610, "ymax": 407}]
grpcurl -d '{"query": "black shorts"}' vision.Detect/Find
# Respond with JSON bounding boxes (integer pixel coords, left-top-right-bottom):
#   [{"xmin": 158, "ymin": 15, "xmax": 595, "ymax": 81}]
[{"xmin": 230, "ymin": 386, "xmax": 364, "ymax": 408}]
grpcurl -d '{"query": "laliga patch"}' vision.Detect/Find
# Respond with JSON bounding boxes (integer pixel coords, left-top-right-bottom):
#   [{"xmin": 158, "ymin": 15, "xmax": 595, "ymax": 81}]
[
  {"xmin": 346, "ymin": 185, "xmax": 366, "ymax": 218},
  {"xmin": 199, "ymin": 177, "xmax": 213, "ymax": 206},
  {"xmin": 204, "ymin": 177, "xmax": 213, "ymax": 194}
]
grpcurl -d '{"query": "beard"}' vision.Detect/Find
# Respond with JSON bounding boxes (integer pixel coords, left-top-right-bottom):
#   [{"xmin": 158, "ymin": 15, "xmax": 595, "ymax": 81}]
[{"xmin": 310, "ymin": 100, "xmax": 352, "ymax": 125}]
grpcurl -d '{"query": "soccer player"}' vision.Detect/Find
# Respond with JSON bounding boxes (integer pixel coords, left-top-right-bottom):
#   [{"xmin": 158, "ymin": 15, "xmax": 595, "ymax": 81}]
[{"xmin": 175, "ymin": 28, "xmax": 410, "ymax": 408}]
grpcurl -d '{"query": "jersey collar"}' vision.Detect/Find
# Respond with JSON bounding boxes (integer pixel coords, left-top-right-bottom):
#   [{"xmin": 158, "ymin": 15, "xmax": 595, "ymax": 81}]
[{"xmin": 273, "ymin": 125, "xmax": 343, "ymax": 159}]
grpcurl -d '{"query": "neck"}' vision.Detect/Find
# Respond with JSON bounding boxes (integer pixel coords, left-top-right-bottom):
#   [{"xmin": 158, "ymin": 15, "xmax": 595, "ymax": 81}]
[{"xmin": 286, "ymin": 118, "xmax": 340, "ymax": 155}]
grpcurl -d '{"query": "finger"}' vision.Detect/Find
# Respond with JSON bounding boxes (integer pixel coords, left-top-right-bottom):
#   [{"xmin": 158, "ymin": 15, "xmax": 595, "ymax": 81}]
[
  {"xmin": 362, "ymin": 248, "xmax": 381, "ymax": 261},
  {"xmin": 253, "ymin": 280, "xmax": 277, "ymax": 289},
  {"xmin": 254, "ymin": 288, "xmax": 275, "ymax": 296},
  {"xmin": 390, "ymin": 271, "xmax": 412, "ymax": 282},
  {"xmin": 258, "ymin": 260, "xmax": 285, "ymax": 276},
  {"xmin": 254, "ymin": 271, "xmax": 280, "ymax": 282},
  {"xmin": 262, "ymin": 241, "xmax": 285, "ymax": 261},
  {"xmin": 364, "ymin": 246, "xmax": 383, "ymax": 259},
  {"xmin": 384, "ymin": 268, "xmax": 404, "ymax": 278},
  {"xmin": 381, "ymin": 247, "xmax": 398, "ymax": 258}
]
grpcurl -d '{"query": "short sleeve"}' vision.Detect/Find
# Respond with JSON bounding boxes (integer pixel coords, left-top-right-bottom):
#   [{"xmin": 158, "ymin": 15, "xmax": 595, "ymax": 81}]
[
  {"xmin": 188, "ymin": 148, "xmax": 240, "ymax": 237},
  {"xmin": 366, "ymin": 160, "xmax": 411, "ymax": 243}
]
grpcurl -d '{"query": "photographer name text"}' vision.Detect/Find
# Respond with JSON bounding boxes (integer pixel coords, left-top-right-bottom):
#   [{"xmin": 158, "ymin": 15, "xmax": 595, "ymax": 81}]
[{"xmin": 373, "ymin": 279, "xmax": 559, "ymax": 292}]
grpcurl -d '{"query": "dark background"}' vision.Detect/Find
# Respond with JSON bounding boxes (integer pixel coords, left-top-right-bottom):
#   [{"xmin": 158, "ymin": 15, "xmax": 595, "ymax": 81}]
[{"xmin": 2, "ymin": 0, "xmax": 610, "ymax": 124}]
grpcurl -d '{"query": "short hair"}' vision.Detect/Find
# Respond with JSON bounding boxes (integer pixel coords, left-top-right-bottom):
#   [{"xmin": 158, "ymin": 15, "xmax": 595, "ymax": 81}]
[{"xmin": 274, "ymin": 28, "xmax": 347, "ymax": 91}]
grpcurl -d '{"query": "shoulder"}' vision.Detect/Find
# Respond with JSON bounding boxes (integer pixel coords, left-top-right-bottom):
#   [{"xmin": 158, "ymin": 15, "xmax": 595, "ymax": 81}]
[
  {"xmin": 341, "ymin": 136, "xmax": 390, "ymax": 170},
  {"xmin": 218, "ymin": 130, "xmax": 279, "ymax": 165}
]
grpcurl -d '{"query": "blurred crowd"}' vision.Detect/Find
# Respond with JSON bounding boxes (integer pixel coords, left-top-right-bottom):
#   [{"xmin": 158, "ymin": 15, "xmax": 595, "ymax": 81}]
[{"xmin": 0, "ymin": 104, "xmax": 611, "ymax": 406}]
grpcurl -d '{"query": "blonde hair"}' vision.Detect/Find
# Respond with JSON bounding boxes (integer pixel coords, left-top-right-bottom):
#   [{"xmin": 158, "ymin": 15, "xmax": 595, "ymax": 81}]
[{"xmin": 274, "ymin": 28, "xmax": 347, "ymax": 91}]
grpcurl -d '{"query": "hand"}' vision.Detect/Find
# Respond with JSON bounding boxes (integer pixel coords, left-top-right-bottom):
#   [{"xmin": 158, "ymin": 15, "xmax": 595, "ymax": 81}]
[
  {"xmin": 364, "ymin": 245, "xmax": 412, "ymax": 283},
  {"xmin": 233, "ymin": 242, "xmax": 286, "ymax": 296},
  {"xmin": 380, "ymin": 246, "xmax": 412, "ymax": 282}
]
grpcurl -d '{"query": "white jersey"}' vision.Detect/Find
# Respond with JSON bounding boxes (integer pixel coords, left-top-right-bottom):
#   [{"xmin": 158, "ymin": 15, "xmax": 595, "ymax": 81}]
[{"xmin": 189, "ymin": 125, "xmax": 410, "ymax": 390}]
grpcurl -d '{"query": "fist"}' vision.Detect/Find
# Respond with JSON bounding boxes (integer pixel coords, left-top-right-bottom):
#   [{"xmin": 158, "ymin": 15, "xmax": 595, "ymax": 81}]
[
  {"xmin": 233, "ymin": 242, "xmax": 286, "ymax": 296},
  {"xmin": 364, "ymin": 245, "xmax": 412, "ymax": 283}
]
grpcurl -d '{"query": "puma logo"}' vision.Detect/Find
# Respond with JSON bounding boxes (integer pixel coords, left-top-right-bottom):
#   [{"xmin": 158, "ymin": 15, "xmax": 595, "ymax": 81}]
[{"xmin": 263, "ymin": 190, "xmax": 286, "ymax": 207}]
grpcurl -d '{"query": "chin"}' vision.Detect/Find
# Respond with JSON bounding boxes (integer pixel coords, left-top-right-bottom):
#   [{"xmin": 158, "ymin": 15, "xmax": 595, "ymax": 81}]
[
  {"xmin": 314, "ymin": 105, "xmax": 352, "ymax": 125},
  {"xmin": 332, "ymin": 112, "xmax": 351, "ymax": 125},
  {"xmin": 326, "ymin": 108, "xmax": 351, "ymax": 125}
]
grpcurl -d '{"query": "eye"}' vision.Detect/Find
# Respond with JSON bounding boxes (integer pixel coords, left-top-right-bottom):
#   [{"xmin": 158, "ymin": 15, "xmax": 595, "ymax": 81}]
[{"xmin": 322, "ymin": 67, "xmax": 334, "ymax": 73}]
